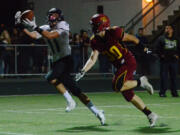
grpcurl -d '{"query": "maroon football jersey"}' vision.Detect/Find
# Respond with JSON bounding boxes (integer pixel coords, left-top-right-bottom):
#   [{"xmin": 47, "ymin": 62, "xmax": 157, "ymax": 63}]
[{"xmin": 91, "ymin": 27, "xmax": 135, "ymax": 68}]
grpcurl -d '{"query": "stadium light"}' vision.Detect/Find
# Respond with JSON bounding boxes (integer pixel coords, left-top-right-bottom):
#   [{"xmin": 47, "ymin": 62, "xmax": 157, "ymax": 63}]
[{"xmin": 145, "ymin": 0, "xmax": 152, "ymax": 3}]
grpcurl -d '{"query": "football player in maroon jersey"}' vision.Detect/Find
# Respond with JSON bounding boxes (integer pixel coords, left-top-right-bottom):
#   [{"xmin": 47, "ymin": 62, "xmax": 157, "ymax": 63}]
[{"xmin": 75, "ymin": 14, "xmax": 158, "ymax": 127}]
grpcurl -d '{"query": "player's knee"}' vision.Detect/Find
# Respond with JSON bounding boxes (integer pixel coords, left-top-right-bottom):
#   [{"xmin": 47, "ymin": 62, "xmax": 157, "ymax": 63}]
[
  {"xmin": 120, "ymin": 82, "xmax": 129, "ymax": 92},
  {"xmin": 122, "ymin": 90, "xmax": 135, "ymax": 102},
  {"xmin": 51, "ymin": 79, "xmax": 56, "ymax": 84},
  {"xmin": 46, "ymin": 75, "xmax": 61, "ymax": 87},
  {"xmin": 45, "ymin": 72, "xmax": 62, "ymax": 86},
  {"xmin": 50, "ymin": 79, "xmax": 61, "ymax": 86}
]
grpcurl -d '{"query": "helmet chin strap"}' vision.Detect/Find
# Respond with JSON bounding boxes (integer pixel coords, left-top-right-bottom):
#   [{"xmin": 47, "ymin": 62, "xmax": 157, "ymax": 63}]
[{"xmin": 49, "ymin": 21, "xmax": 58, "ymax": 28}]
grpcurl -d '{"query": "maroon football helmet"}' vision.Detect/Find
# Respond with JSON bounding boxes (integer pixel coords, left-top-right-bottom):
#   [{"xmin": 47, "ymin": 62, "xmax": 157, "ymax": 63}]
[{"xmin": 90, "ymin": 14, "xmax": 110, "ymax": 33}]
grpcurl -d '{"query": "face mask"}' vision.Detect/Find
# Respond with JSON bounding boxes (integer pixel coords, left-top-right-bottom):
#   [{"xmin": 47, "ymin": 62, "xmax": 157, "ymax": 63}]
[{"xmin": 49, "ymin": 15, "xmax": 56, "ymax": 22}]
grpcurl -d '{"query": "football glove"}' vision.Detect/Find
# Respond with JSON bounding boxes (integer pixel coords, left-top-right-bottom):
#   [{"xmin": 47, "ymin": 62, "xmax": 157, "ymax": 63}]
[
  {"xmin": 75, "ymin": 71, "xmax": 85, "ymax": 81},
  {"xmin": 23, "ymin": 17, "xmax": 37, "ymax": 29},
  {"xmin": 144, "ymin": 48, "xmax": 152, "ymax": 54},
  {"xmin": 15, "ymin": 11, "xmax": 21, "ymax": 25},
  {"xmin": 138, "ymin": 41, "xmax": 152, "ymax": 54}
]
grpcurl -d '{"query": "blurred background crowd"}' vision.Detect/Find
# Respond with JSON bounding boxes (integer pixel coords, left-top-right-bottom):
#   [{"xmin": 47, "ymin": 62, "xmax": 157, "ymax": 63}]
[
  {"xmin": 0, "ymin": 24, "xmax": 47, "ymax": 75},
  {"xmin": 0, "ymin": 22, "xmax": 179, "ymax": 77},
  {"xmin": 0, "ymin": 24, "xmax": 111, "ymax": 75}
]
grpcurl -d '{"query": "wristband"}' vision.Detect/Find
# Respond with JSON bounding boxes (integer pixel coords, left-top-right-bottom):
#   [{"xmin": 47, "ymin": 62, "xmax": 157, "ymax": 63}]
[{"xmin": 34, "ymin": 27, "xmax": 43, "ymax": 34}]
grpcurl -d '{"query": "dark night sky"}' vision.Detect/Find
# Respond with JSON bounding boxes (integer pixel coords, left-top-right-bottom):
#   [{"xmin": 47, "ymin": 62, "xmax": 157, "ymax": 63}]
[{"xmin": 0, "ymin": 0, "xmax": 26, "ymax": 27}]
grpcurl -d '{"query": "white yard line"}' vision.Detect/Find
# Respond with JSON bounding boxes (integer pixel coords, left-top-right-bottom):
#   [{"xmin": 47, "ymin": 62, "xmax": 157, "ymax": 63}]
[
  {"xmin": 0, "ymin": 132, "xmax": 33, "ymax": 135},
  {"xmin": 6, "ymin": 110, "xmax": 46, "ymax": 114},
  {"xmin": 4, "ymin": 110, "xmax": 180, "ymax": 119},
  {"xmin": 38, "ymin": 102, "xmax": 180, "ymax": 111},
  {"xmin": 4, "ymin": 102, "xmax": 180, "ymax": 113},
  {"xmin": 4, "ymin": 102, "xmax": 180, "ymax": 120},
  {"xmin": 3, "ymin": 103, "xmax": 168, "ymax": 113}
]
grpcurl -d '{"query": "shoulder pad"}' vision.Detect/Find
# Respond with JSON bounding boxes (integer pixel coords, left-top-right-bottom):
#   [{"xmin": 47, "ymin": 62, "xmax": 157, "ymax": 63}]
[{"xmin": 57, "ymin": 21, "xmax": 69, "ymax": 31}]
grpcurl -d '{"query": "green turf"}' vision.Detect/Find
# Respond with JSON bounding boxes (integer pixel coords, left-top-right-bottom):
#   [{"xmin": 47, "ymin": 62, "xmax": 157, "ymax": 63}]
[{"xmin": 0, "ymin": 91, "xmax": 180, "ymax": 135}]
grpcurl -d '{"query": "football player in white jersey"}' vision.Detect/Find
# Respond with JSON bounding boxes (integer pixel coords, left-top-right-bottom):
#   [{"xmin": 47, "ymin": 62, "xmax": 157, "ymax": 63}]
[{"xmin": 15, "ymin": 8, "xmax": 105, "ymax": 125}]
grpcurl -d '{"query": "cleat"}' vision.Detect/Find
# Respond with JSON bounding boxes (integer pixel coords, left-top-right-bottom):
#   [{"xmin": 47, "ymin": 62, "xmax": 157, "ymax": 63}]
[
  {"xmin": 96, "ymin": 110, "xmax": 105, "ymax": 125},
  {"xmin": 140, "ymin": 76, "xmax": 154, "ymax": 95},
  {"xmin": 65, "ymin": 100, "xmax": 76, "ymax": 112},
  {"xmin": 148, "ymin": 112, "xmax": 158, "ymax": 127}
]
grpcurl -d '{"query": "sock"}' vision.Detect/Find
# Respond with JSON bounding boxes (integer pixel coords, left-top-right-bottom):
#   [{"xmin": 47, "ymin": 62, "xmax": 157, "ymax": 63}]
[
  {"xmin": 86, "ymin": 101, "xmax": 99, "ymax": 115},
  {"xmin": 63, "ymin": 91, "xmax": 74, "ymax": 103},
  {"xmin": 142, "ymin": 107, "xmax": 152, "ymax": 116}
]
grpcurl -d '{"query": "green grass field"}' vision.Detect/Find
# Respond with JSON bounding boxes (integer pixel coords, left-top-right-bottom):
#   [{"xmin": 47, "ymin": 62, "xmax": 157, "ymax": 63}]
[{"xmin": 0, "ymin": 91, "xmax": 180, "ymax": 135}]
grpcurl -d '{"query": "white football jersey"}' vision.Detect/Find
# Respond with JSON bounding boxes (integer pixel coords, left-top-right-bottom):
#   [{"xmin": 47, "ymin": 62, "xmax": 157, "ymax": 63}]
[{"xmin": 36, "ymin": 21, "xmax": 71, "ymax": 62}]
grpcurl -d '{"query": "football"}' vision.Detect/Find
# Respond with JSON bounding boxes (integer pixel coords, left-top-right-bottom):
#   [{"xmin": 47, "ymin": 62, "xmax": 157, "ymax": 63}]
[{"xmin": 21, "ymin": 10, "xmax": 34, "ymax": 21}]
